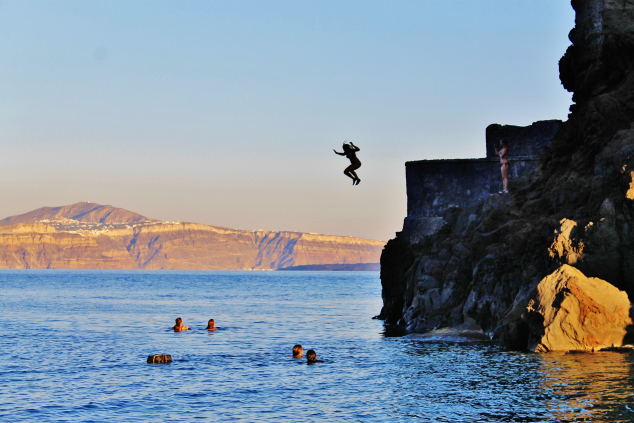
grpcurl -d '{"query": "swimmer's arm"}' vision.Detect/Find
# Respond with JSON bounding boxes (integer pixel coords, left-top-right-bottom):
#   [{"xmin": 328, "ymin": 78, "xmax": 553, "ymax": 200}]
[
  {"xmin": 333, "ymin": 150, "xmax": 345, "ymax": 155},
  {"xmin": 350, "ymin": 142, "xmax": 359, "ymax": 151}
]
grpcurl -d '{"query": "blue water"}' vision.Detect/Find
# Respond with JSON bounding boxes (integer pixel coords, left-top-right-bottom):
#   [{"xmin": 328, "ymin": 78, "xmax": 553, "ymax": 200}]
[{"xmin": 1, "ymin": 271, "xmax": 634, "ymax": 422}]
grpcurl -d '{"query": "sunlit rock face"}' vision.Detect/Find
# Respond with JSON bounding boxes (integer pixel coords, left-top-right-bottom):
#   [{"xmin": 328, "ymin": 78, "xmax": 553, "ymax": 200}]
[
  {"xmin": 547, "ymin": 204, "xmax": 622, "ymax": 285},
  {"xmin": 627, "ymin": 171, "xmax": 634, "ymax": 199},
  {"xmin": 379, "ymin": 0, "xmax": 634, "ymax": 350},
  {"xmin": 523, "ymin": 265, "xmax": 633, "ymax": 352}
]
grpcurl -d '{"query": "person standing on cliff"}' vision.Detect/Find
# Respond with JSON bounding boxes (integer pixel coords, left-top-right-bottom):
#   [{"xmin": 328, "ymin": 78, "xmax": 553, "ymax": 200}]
[
  {"xmin": 333, "ymin": 141, "xmax": 362, "ymax": 185},
  {"xmin": 495, "ymin": 139, "xmax": 509, "ymax": 194}
]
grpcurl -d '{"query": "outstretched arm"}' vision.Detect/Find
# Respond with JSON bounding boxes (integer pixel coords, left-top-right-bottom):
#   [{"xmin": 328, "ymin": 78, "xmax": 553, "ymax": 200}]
[{"xmin": 333, "ymin": 149, "xmax": 345, "ymax": 156}]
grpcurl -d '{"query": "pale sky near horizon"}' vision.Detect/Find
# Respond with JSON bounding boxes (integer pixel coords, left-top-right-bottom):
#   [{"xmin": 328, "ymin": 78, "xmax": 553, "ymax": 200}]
[{"xmin": 0, "ymin": 1, "xmax": 575, "ymax": 241}]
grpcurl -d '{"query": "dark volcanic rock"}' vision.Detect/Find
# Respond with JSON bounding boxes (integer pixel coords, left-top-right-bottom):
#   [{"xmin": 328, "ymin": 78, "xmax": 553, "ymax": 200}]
[
  {"xmin": 485, "ymin": 120, "xmax": 562, "ymax": 159},
  {"xmin": 379, "ymin": 0, "xmax": 634, "ymax": 350}
]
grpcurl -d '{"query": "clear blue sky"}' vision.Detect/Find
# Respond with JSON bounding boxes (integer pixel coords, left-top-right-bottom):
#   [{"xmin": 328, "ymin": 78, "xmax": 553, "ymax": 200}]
[{"xmin": 0, "ymin": 0, "xmax": 574, "ymax": 241}]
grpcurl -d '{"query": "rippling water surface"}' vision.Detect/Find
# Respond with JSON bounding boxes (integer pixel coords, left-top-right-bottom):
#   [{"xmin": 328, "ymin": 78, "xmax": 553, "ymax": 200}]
[{"xmin": 1, "ymin": 270, "xmax": 634, "ymax": 422}]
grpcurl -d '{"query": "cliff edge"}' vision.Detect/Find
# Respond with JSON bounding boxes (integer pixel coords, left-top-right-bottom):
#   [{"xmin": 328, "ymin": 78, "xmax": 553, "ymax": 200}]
[
  {"xmin": 379, "ymin": 0, "xmax": 634, "ymax": 351},
  {"xmin": 0, "ymin": 202, "xmax": 384, "ymax": 270}
]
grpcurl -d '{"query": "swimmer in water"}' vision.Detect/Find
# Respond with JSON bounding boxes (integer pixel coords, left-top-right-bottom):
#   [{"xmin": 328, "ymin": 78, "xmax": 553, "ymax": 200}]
[
  {"xmin": 306, "ymin": 349, "xmax": 323, "ymax": 364},
  {"xmin": 206, "ymin": 319, "xmax": 218, "ymax": 331},
  {"xmin": 334, "ymin": 141, "xmax": 362, "ymax": 185},
  {"xmin": 494, "ymin": 139, "xmax": 509, "ymax": 194},
  {"xmin": 292, "ymin": 344, "xmax": 303, "ymax": 358},
  {"xmin": 173, "ymin": 317, "xmax": 189, "ymax": 332}
]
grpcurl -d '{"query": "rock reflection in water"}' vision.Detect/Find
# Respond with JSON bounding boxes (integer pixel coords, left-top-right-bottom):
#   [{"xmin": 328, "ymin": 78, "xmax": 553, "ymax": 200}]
[
  {"xmin": 390, "ymin": 340, "xmax": 634, "ymax": 422},
  {"xmin": 539, "ymin": 352, "xmax": 634, "ymax": 422}
]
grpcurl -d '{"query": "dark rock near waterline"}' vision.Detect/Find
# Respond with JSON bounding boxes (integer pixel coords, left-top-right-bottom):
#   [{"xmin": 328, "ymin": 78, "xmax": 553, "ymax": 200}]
[
  {"xmin": 147, "ymin": 354, "xmax": 172, "ymax": 364},
  {"xmin": 405, "ymin": 321, "xmax": 492, "ymax": 343},
  {"xmin": 600, "ymin": 345, "xmax": 634, "ymax": 353},
  {"xmin": 379, "ymin": 0, "xmax": 634, "ymax": 352}
]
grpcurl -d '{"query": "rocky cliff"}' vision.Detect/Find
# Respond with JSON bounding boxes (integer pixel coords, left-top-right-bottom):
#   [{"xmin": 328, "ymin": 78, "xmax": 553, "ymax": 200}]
[
  {"xmin": 379, "ymin": 0, "xmax": 634, "ymax": 351},
  {"xmin": 0, "ymin": 202, "xmax": 156, "ymax": 225},
  {"xmin": 0, "ymin": 203, "xmax": 384, "ymax": 270}
]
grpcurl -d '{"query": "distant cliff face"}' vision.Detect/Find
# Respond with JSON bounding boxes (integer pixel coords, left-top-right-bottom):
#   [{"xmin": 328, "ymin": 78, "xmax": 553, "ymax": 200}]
[
  {"xmin": 0, "ymin": 203, "xmax": 384, "ymax": 270},
  {"xmin": 379, "ymin": 0, "xmax": 634, "ymax": 349}
]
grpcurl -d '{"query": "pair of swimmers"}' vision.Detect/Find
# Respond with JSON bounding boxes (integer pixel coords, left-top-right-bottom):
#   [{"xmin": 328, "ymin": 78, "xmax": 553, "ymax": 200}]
[
  {"xmin": 173, "ymin": 317, "xmax": 217, "ymax": 332},
  {"xmin": 292, "ymin": 344, "xmax": 323, "ymax": 364},
  {"xmin": 173, "ymin": 320, "xmax": 323, "ymax": 364}
]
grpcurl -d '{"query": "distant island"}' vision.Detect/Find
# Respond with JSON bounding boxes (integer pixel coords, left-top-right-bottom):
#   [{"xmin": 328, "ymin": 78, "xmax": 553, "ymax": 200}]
[{"xmin": 0, "ymin": 202, "xmax": 384, "ymax": 270}]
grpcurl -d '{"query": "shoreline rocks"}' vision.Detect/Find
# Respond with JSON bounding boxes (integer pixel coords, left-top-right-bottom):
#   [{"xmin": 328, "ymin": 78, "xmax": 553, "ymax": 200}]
[
  {"xmin": 405, "ymin": 321, "xmax": 492, "ymax": 343},
  {"xmin": 522, "ymin": 265, "xmax": 633, "ymax": 352},
  {"xmin": 378, "ymin": 0, "xmax": 634, "ymax": 353}
]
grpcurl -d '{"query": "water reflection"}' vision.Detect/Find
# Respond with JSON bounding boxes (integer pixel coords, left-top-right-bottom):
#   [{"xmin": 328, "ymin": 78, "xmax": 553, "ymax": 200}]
[
  {"xmin": 390, "ymin": 339, "xmax": 634, "ymax": 422},
  {"xmin": 539, "ymin": 352, "xmax": 634, "ymax": 422},
  {"xmin": 3, "ymin": 271, "xmax": 634, "ymax": 422}
]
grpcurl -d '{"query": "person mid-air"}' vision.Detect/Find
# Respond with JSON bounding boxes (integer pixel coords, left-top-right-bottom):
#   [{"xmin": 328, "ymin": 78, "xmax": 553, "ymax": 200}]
[{"xmin": 333, "ymin": 141, "xmax": 361, "ymax": 185}]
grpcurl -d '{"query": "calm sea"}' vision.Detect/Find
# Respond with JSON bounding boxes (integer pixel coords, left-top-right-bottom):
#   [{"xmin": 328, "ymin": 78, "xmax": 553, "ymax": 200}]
[{"xmin": 1, "ymin": 270, "xmax": 634, "ymax": 422}]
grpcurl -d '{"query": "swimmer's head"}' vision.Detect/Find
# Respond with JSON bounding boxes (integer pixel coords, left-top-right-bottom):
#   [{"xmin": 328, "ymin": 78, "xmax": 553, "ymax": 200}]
[
  {"xmin": 342, "ymin": 143, "xmax": 351, "ymax": 152},
  {"xmin": 175, "ymin": 317, "xmax": 183, "ymax": 325},
  {"xmin": 306, "ymin": 349, "xmax": 317, "ymax": 362},
  {"xmin": 207, "ymin": 319, "xmax": 215, "ymax": 328},
  {"xmin": 292, "ymin": 344, "xmax": 303, "ymax": 357},
  {"xmin": 500, "ymin": 139, "xmax": 507, "ymax": 147}
]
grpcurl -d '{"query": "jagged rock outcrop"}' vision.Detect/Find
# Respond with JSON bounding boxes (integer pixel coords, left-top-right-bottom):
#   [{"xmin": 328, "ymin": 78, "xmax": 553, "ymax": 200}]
[
  {"xmin": 379, "ymin": 0, "xmax": 634, "ymax": 351},
  {"xmin": 0, "ymin": 203, "xmax": 384, "ymax": 270},
  {"xmin": 520, "ymin": 265, "xmax": 633, "ymax": 352}
]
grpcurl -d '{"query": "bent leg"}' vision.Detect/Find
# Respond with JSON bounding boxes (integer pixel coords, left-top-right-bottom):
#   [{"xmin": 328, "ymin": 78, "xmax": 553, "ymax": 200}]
[{"xmin": 344, "ymin": 166, "xmax": 356, "ymax": 180}]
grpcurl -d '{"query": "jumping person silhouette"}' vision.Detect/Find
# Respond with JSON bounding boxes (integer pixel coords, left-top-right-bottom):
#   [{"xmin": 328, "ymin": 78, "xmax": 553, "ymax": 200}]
[{"xmin": 334, "ymin": 141, "xmax": 361, "ymax": 185}]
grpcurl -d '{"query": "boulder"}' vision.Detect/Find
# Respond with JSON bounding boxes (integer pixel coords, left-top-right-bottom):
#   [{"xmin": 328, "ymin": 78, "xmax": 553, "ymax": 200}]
[
  {"xmin": 147, "ymin": 354, "xmax": 172, "ymax": 364},
  {"xmin": 524, "ymin": 265, "xmax": 633, "ymax": 352}
]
